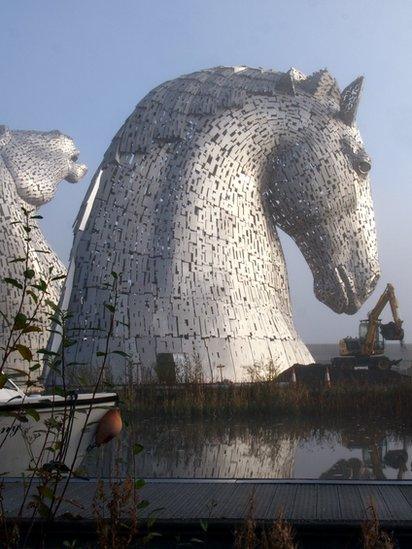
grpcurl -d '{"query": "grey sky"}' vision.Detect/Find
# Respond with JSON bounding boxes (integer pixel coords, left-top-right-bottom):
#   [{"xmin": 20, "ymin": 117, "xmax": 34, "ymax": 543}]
[{"xmin": 1, "ymin": 0, "xmax": 411, "ymax": 344}]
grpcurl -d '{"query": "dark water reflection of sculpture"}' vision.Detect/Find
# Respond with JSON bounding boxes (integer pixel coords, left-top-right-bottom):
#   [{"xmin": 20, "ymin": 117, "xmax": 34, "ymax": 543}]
[{"xmin": 83, "ymin": 415, "xmax": 412, "ymax": 480}]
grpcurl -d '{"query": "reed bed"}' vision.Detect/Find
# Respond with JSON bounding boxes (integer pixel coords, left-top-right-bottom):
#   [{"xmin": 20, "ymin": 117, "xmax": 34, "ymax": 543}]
[
  {"xmin": 362, "ymin": 501, "xmax": 395, "ymax": 549},
  {"xmin": 120, "ymin": 381, "xmax": 412, "ymax": 420}
]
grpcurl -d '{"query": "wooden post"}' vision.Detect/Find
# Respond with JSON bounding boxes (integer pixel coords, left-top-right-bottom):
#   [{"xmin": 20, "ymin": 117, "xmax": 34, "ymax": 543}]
[{"xmin": 325, "ymin": 366, "xmax": 331, "ymax": 388}]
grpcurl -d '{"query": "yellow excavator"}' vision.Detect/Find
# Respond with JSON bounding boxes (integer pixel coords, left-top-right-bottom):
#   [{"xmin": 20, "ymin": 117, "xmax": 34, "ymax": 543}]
[{"xmin": 332, "ymin": 283, "xmax": 404, "ymax": 369}]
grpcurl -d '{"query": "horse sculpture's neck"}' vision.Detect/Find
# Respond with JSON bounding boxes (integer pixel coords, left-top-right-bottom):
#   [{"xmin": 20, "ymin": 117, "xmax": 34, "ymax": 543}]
[{"xmin": 158, "ymin": 97, "xmax": 292, "ymax": 317}]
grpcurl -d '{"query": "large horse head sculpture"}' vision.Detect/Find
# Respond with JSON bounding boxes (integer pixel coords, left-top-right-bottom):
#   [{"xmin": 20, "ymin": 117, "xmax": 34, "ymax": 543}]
[{"xmin": 62, "ymin": 66, "xmax": 380, "ymax": 383}]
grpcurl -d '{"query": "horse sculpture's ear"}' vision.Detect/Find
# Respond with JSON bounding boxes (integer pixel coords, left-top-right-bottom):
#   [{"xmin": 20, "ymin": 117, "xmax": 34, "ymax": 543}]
[
  {"xmin": 0, "ymin": 125, "xmax": 12, "ymax": 152},
  {"xmin": 339, "ymin": 76, "xmax": 364, "ymax": 126},
  {"xmin": 275, "ymin": 69, "xmax": 297, "ymax": 96},
  {"xmin": 0, "ymin": 125, "xmax": 11, "ymax": 150},
  {"xmin": 303, "ymin": 69, "xmax": 341, "ymax": 104}
]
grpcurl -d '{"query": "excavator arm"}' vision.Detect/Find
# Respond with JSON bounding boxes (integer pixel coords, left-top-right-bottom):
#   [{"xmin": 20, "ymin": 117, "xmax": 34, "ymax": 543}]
[
  {"xmin": 361, "ymin": 283, "xmax": 404, "ymax": 356},
  {"xmin": 387, "ymin": 284, "xmax": 402, "ymax": 325}
]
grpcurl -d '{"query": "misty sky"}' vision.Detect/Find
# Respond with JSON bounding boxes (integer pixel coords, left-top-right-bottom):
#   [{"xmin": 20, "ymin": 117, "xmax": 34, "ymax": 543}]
[{"xmin": 1, "ymin": 0, "xmax": 411, "ymax": 344}]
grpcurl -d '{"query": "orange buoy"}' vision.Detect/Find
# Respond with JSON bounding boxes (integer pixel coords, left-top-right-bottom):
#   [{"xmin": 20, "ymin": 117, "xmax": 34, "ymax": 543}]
[{"xmin": 95, "ymin": 408, "xmax": 123, "ymax": 446}]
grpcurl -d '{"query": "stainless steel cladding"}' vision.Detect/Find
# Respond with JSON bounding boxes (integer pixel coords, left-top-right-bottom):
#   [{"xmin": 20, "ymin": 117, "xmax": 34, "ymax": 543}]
[{"xmin": 63, "ymin": 66, "xmax": 379, "ymax": 383}]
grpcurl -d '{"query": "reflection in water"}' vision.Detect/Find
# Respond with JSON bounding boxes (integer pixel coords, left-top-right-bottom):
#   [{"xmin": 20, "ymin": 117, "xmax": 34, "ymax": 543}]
[{"xmin": 83, "ymin": 414, "xmax": 412, "ymax": 480}]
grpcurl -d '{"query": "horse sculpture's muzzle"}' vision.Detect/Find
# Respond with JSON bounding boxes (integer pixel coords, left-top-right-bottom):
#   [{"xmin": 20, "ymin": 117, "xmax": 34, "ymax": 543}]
[
  {"xmin": 66, "ymin": 160, "xmax": 88, "ymax": 183},
  {"xmin": 315, "ymin": 264, "xmax": 380, "ymax": 315}
]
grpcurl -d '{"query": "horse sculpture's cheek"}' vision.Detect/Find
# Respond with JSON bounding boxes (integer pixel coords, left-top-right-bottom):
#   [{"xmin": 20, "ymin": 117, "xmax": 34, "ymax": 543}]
[{"xmin": 12, "ymin": 177, "xmax": 55, "ymax": 207}]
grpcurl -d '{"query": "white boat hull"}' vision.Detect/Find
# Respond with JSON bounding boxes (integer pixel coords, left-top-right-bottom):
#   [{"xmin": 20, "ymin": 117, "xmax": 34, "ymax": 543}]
[{"xmin": 0, "ymin": 392, "xmax": 118, "ymax": 477}]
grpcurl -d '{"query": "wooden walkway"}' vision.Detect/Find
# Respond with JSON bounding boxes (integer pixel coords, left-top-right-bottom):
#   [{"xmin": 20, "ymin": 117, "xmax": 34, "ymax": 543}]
[{"xmin": 3, "ymin": 479, "xmax": 412, "ymax": 528}]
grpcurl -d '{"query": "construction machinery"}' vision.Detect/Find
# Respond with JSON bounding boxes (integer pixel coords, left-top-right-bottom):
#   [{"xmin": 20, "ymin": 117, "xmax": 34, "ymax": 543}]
[{"xmin": 332, "ymin": 283, "xmax": 404, "ymax": 369}]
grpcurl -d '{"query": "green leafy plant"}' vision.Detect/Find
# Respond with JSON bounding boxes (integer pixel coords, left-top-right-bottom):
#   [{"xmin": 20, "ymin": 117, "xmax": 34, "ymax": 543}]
[{"xmin": 0, "ymin": 209, "xmax": 144, "ymax": 547}]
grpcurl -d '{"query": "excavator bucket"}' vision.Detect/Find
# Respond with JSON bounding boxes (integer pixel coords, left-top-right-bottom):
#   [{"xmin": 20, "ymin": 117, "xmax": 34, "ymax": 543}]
[{"xmin": 380, "ymin": 321, "xmax": 404, "ymax": 341}]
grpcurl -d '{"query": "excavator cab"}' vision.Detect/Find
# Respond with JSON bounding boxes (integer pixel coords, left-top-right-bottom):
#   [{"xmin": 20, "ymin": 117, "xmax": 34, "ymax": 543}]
[
  {"xmin": 359, "ymin": 320, "xmax": 385, "ymax": 355},
  {"xmin": 340, "ymin": 320, "xmax": 385, "ymax": 357}
]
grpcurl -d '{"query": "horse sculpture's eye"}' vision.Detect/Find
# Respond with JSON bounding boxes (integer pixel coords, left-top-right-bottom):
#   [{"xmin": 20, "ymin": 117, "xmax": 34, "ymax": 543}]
[{"xmin": 355, "ymin": 159, "xmax": 371, "ymax": 175}]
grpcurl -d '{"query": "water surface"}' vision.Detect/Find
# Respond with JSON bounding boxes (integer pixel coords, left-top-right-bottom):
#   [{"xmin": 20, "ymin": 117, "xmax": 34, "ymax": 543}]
[{"xmin": 84, "ymin": 415, "xmax": 412, "ymax": 480}]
